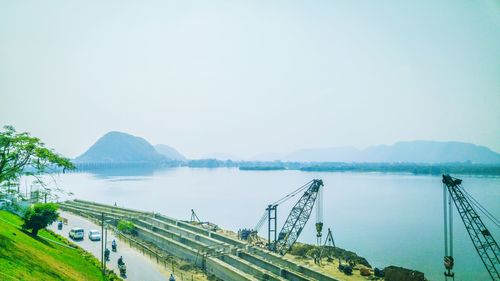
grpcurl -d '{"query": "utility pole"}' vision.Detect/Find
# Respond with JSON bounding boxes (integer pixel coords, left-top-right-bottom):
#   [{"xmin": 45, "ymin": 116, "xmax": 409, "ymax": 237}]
[
  {"xmin": 104, "ymin": 225, "xmax": 107, "ymax": 273},
  {"xmin": 101, "ymin": 212, "xmax": 105, "ymax": 278}
]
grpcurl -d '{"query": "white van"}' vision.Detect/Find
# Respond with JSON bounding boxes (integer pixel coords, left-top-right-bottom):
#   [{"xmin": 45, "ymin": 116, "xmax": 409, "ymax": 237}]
[{"xmin": 69, "ymin": 227, "xmax": 84, "ymax": 240}]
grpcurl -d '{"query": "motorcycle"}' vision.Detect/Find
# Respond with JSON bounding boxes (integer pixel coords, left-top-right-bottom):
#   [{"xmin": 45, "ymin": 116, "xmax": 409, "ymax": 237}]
[
  {"xmin": 111, "ymin": 241, "xmax": 117, "ymax": 252},
  {"xmin": 104, "ymin": 248, "xmax": 110, "ymax": 261},
  {"xmin": 57, "ymin": 221, "xmax": 63, "ymax": 230},
  {"xmin": 118, "ymin": 257, "xmax": 126, "ymax": 277}
]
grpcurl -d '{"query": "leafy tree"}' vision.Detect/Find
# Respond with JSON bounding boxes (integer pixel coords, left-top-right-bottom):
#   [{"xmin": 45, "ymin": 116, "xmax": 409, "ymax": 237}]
[
  {"xmin": 0, "ymin": 125, "xmax": 74, "ymax": 188},
  {"xmin": 117, "ymin": 220, "xmax": 137, "ymax": 235},
  {"xmin": 23, "ymin": 203, "xmax": 59, "ymax": 236}
]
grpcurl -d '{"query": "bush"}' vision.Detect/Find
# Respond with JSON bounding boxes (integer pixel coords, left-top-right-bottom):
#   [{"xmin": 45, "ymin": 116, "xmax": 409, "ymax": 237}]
[
  {"xmin": 289, "ymin": 243, "xmax": 314, "ymax": 258},
  {"xmin": 117, "ymin": 220, "xmax": 137, "ymax": 235},
  {"xmin": 22, "ymin": 203, "xmax": 59, "ymax": 236},
  {"xmin": 179, "ymin": 263, "xmax": 194, "ymax": 271},
  {"xmin": 306, "ymin": 247, "xmax": 320, "ymax": 258}
]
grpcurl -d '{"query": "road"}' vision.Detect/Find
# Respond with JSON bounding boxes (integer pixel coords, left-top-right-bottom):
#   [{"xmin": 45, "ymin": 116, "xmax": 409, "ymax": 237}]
[{"xmin": 49, "ymin": 211, "xmax": 172, "ymax": 281}]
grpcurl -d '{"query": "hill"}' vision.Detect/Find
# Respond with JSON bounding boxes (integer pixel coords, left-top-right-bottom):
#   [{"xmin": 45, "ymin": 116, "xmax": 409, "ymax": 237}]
[
  {"xmin": 0, "ymin": 210, "xmax": 110, "ymax": 281},
  {"xmin": 285, "ymin": 141, "xmax": 500, "ymax": 163},
  {"xmin": 75, "ymin": 131, "xmax": 166, "ymax": 163},
  {"xmin": 154, "ymin": 144, "xmax": 186, "ymax": 161}
]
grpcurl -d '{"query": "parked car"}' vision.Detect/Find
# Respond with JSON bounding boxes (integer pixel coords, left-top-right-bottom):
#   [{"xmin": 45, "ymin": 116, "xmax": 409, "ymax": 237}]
[
  {"xmin": 88, "ymin": 229, "xmax": 101, "ymax": 241},
  {"xmin": 69, "ymin": 227, "xmax": 84, "ymax": 240}
]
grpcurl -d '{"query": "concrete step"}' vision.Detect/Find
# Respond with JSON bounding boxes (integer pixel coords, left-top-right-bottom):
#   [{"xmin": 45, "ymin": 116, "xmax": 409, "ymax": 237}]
[
  {"xmin": 218, "ymin": 253, "xmax": 286, "ymax": 281},
  {"xmin": 247, "ymin": 247, "xmax": 339, "ymax": 281},
  {"xmin": 141, "ymin": 216, "xmax": 226, "ymax": 248},
  {"xmin": 237, "ymin": 251, "xmax": 314, "ymax": 281}
]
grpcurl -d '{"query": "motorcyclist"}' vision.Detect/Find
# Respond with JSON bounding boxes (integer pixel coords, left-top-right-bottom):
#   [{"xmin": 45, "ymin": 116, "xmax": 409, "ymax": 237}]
[
  {"xmin": 112, "ymin": 239, "xmax": 117, "ymax": 251},
  {"xmin": 104, "ymin": 248, "xmax": 110, "ymax": 260},
  {"xmin": 118, "ymin": 256, "xmax": 126, "ymax": 277},
  {"xmin": 169, "ymin": 273, "xmax": 175, "ymax": 281}
]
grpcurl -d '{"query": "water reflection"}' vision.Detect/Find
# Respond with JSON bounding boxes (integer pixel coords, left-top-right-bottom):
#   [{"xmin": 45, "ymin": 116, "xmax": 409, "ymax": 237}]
[{"xmin": 82, "ymin": 166, "xmax": 156, "ymax": 179}]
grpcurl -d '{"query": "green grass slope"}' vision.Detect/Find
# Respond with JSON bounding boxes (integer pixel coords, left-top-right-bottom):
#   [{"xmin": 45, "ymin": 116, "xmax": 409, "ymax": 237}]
[{"xmin": 0, "ymin": 210, "xmax": 104, "ymax": 281}]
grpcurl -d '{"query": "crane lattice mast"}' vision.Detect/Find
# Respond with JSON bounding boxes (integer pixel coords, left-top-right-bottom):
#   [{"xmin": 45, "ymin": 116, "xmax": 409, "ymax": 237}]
[
  {"xmin": 274, "ymin": 179, "xmax": 324, "ymax": 255},
  {"xmin": 442, "ymin": 174, "xmax": 500, "ymax": 281}
]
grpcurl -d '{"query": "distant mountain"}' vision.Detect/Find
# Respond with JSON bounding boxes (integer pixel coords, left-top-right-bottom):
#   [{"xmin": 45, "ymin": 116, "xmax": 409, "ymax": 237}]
[
  {"xmin": 154, "ymin": 144, "xmax": 186, "ymax": 161},
  {"xmin": 75, "ymin": 131, "xmax": 166, "ymax": 163},
  {"xmin": 285, "ymin": 141, "xmax": 500, "ymax": 164}
]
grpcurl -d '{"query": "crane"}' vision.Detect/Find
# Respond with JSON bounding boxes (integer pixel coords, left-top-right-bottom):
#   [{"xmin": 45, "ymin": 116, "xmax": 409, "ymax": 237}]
[
  {"xmin": 249, "ymin": 179, "xmax": 324, "ymax": 255},
  {"xmin": 319, "ymin": 228, "xmax": 336, "ymax": 262},
  {"xmin": 190, "ymin": 209, "xmax": 201, "ymax": 223},
  {"xmin": 442, "ymin": 174, "xmax": 500, "ymax": 281},
  {"xmin": 189, "ymin": 209, "xmax": 218, "ymax": 231}
]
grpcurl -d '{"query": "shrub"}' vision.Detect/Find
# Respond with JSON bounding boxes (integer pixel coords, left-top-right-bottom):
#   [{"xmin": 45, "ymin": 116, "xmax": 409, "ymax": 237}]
[
  {"xmin": 179, "ymin": 263, "xmax": 194, "ymax": 271},
  {"xmin": 306, "ymin": 247, "xmax": 320, "ymax": 258},
  {"xmin": 22, "ymin": 203, "xmax": 59, "ymax": 236},
  {"xmin": 289, "ymin": 243, "xmax": 314, "ymax": 258},
  {"xmin": 117, "ymin": 220, "xmax": 137, "ymax": 235}
]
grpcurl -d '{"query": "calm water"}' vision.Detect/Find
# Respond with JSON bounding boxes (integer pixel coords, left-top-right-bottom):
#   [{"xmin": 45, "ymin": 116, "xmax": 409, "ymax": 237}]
[{"xmin": 36, "ymin": 168, "xmax": 499, "ymax": 281}]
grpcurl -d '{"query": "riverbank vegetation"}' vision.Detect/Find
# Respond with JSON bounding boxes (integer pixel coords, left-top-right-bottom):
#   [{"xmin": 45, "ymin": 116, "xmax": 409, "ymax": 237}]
[
  {"xmin": 74, "ymin": 160, "xmax": 500, "ymax": 176},
  {"xmin": 290, "ymin": 242, "xmax": 370, "ymax": 267},
  {"xmin": 288, "ymin": 242, "xmax": 376, "ymax": 281}
]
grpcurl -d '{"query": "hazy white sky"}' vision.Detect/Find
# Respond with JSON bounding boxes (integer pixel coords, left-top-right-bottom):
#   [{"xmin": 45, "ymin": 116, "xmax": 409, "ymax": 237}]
[{"xmin": 1, "ymin": 0, "xmax": 499, "ymax": 159}]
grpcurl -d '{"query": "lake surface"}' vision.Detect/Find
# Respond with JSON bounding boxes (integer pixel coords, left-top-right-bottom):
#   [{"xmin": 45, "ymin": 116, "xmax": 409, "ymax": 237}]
[{"xmin": 33, "ymin": 168, "xmax": 499, "ymax": 281}]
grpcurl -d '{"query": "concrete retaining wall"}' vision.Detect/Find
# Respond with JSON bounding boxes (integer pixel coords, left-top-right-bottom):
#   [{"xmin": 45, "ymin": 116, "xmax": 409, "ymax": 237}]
[
  {"xmin": 205, "ymin": 257, "xmax": 258, "ymax": 281},
  {"xmin": 218, "ymin": 254, "xmax": 284, "ymax": 281},
  {"xmin": 248, "ymin": 248, "xmax": 339, "ymax": 281},
  {"xmin": 141, "ymin": 217, "xmax": 224, "ymax": 247},
  {"xmin": 74, "ymin": 199, "xmax": 153, "ymax": 216}
]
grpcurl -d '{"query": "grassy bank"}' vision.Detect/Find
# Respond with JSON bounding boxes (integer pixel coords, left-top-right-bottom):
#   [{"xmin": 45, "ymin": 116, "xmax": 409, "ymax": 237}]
[{"xmin": 0, "ymin": 210, "xmax": 117, "ymax": 281}]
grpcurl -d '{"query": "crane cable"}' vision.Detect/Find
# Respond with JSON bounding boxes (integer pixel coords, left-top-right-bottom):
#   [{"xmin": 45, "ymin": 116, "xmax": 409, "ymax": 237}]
[
  {"xmin": 253, "ymin": 180, "xmax": 314, "ymax": 232},
  {"xmin": 271, "ymin": 180, "xmax": 313, "ymax": 206},
  {"xmin": 459, "ymin": 185, "xmax": 500, "ymax": 229},
  {"xmin": 254, "ymin": 211, "xmax": 268, "ymax": 231}
]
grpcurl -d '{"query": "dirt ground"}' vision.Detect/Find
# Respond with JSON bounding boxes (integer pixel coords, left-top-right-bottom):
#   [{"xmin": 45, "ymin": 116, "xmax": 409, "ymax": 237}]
[{"xmin": 287, "ymin": 255, "xmax": 383, "ymax": 281}]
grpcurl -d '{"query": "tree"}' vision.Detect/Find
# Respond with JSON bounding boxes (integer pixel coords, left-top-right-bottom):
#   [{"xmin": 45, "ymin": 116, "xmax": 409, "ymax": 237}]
[
  {"xmin": 117, "ymin": 220, "xmax": 137, "ymax": 235},
  {"xmin": 0, "ymin": 125, "xmax": 74, "ymax": 186},
  {"xmin": 22, "ymin": 203, "xmax": 59, "ymax": 236}
]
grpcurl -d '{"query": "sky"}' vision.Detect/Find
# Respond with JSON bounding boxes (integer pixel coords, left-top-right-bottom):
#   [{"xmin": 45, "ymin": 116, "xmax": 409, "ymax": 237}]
[{"xmin": 1, "ymin": 0, "xmax": 499, "ymax": 159}]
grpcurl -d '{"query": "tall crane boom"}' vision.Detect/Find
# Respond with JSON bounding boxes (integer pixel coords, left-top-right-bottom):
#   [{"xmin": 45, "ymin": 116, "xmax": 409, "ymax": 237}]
[
  {"xmin": 442, "ymin": 174, "xmax": 500, "ymax": 281},
  {"xmin": 274, "ymin": 179, "xmax": 324, "ymax": 255}
]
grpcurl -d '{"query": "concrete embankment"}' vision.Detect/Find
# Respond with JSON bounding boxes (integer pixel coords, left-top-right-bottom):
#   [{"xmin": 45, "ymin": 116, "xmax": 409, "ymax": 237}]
[{"xmin": 60, "ymin": 199, "xmax": 339, "ymax": 281}]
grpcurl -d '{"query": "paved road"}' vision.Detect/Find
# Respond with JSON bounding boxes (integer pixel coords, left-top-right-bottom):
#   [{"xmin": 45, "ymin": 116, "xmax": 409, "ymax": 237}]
[{"xmin": 49, "ymin": 211, "xmax": 171, "ymax": 281}]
